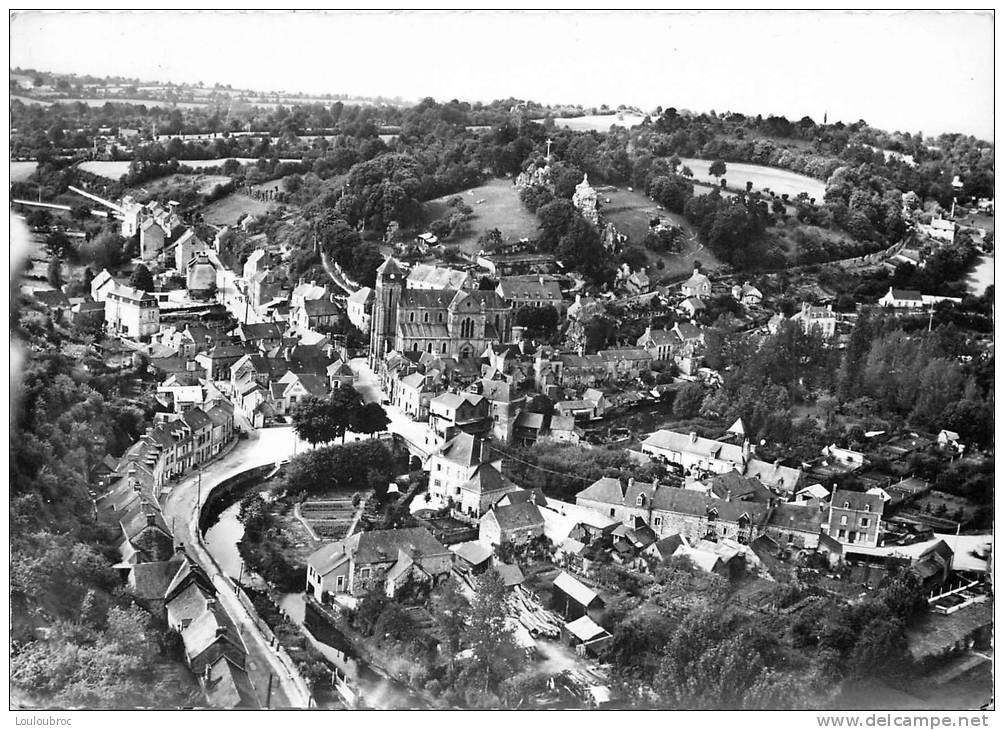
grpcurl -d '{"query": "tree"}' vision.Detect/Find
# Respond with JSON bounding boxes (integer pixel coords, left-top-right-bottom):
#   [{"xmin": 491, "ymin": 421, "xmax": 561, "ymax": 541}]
[
  {"xmin": 46, "ymin": 257, "xmax": 63, "ymax": 289},
  {"xmin": 352, "ymin": 401, "xmax": 390, "ymax": 438},
  {"xmin": 708, "ymin": 160, "xmax": 727, "ymax": 180},
  {"xmin": 463, "ymin": 568, "xmax": 523, "ymax": 694},
  {"xmin": 672, "ymin": 382, "xmax": 705, "ymax": 419},
  {"xmin": 128, "ymin": 264, "xmax": 154, "ymax": 292},
  {"xmin": 291, "ymin": 395, "xmax": 341, "ymax": 446}
]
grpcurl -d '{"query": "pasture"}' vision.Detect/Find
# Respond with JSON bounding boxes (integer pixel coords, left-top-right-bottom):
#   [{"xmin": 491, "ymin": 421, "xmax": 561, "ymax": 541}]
[
  {"xmin": 424, "ymin": 178, "xmax": 540, "ymax": 253},
  {"xmin": 679, "ymin": 157, "xmax": 826, "ymax": 200},
  {"xmin": 202, "ymin": 191, "xmax": 274, "ymax": 226},
  {"xmin": 10, "ymin": 161, "xmax": 38, "ymax": 182},
  {"xmin": 600, "ymin": 186, "xmax": 723, "ymax": 278},
  {"xmin": 552, "ymin": 113, "xmax": 648, "ymax": 132}
]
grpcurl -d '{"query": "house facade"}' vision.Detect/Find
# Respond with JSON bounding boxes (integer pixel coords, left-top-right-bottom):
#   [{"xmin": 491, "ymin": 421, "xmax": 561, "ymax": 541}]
[
  {"xmin": 823, "ymin": 489, "xmax": 884, "ymax": 548},
  {"xmin": 305, "ymin": 527, "xmax": 452, "ymax": 600}
]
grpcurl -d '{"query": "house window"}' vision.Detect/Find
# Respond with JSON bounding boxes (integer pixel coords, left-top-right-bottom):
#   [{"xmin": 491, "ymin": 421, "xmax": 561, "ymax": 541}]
[
  {"xmin": 840, "ymin": 515, "xmax": 847, "ymax": 526},
  {"xmin": 653, "ymin": 516, "xmax": 662, "ymax": 528},
  {"xmin": 860, "ymin": 518, "xmax": 869, "ymax": 528},
  {"xmin": 359, "ymin": 568, "xmax": 371, "ymax": 579},
  {"xmin": 864, "ymin": 504, "xmax": 871, "ymax": 512},
  {"xmin": 843, "ymin": 501, "xmax": 850, "ymax": 508},
  {"xmin": 609, "ymin": 508, "xmax": 615, "ymax": 517},
  {"xmin": 335, "ymin": 575, "xmax": 344, "ymax": 591},
  {"xmin": 787, "ymin": 534, "xmax": 795, "ymax": 544},
  {"xmin": 636, "ymin": 494, "xmax": 646, "ymax": 508},
  {"xmin": 838, "ymin": 529, "xmax": 846, "ymax": 538}
]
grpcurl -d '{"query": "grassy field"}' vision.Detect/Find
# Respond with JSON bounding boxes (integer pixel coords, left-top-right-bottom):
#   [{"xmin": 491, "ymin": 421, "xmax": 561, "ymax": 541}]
[
  {"xmin": 551, "ymin": 112, "xmax": 647, "ymax": 132},
  {"xmin": 680, "ymin": 157, "xmax": 826, "ymax": 200},
  {"xmin": 600, "ymin": 186, "xmax": 724, "ymax": 278},
  {"xmin": 202, "ymin": 191, "xmax": 275, "ymax": 226},
  {"xmin": 424, "ymin": 178, "xmax": 540, "ymax": 253},
  {"xmin": 79, "ymin": 157, "xmax": 289, "ymax": 180},
  {"xmin": 134, "ymin": 172, "xmax": 233, "ymax": 197},
  {"xmin": 10, "ymin": 161, "xmax": 38, "ymax": 182},
  {"xmin": 767, "ymin": 221, "xmax": 860, "ymax": 259}
]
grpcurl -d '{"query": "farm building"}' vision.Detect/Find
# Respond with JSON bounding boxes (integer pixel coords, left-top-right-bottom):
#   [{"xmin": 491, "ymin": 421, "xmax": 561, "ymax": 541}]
[{"xmin": 551, "ymin": 571, "xmax": 604, "ymax": 622}]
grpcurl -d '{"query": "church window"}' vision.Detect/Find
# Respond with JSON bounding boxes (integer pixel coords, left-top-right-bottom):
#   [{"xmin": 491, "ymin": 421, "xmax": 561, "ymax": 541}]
[
  {"xmin": 441, "ymin": 342, "xmax": 447, "ymax": 353},
  {"xmin": 427, "ymin": 343, "xmax": 433, "ymax": 353},
  {"xmin": 424, "ymin": 312, "xmax": 429, "ymax": 323},
  {"xmin": 409, "ymin": 312, "xmax": 415, "ymax": 323},
  {"xmin": 412, "ymin": 343, "xmax": 419, "ymax": 351},
  {"xmin": 438, "ymin": 312, "xmax": 443, "ymax": 323}
]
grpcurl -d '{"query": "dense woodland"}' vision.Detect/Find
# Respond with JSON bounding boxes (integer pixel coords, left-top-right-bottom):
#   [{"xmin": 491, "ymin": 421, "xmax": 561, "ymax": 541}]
[{"xmin": 10, "ymin": 297, "xmax": 201, "ymax": 707}]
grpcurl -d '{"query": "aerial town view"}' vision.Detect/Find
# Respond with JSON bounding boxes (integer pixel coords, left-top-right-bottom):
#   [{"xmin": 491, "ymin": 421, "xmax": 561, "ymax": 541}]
[{"xmin": 8, "ymin": 10, "xmax": 995, "ymax": 717}]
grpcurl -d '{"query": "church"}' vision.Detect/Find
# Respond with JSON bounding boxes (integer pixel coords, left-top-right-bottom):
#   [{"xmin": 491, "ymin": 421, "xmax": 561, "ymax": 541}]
[{"xmin": 369, "ymin": 257, "xmax": 513, "ymax": 364}]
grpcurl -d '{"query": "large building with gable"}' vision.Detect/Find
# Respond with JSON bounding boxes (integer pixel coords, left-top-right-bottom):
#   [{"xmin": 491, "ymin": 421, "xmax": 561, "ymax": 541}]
[{"xmin": 369, "ymin": 257, "xmax": 512, "ymax": 364}]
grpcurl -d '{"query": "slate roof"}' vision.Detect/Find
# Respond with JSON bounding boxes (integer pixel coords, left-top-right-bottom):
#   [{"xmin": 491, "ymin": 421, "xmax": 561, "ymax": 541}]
[
  {"xmin": 400, "ymin": 289, "xmax": 455, "ymax": 309},
  {"xmin": 497, "ymin": 278, "xmax": 562, "ymax": 302},
  {"xmin": 182, "ymin": 407, "xmax": 213, "ymax": 431},
  {"xmin": 407, "ymin": 264, "xmax": 469, "ymax": 290},
  {"xmin": 376, "ymin": 256, "xmax": 406, "ymax": 280},
  {"xmin": 238, "ymin": 322, "xmax": 284, "ymax": 341},
  {"xmin": 579, "ymin": 476, "xmax": 770, "ymax": 525},
  {"xmin": 399, "ymin": 322, "xmax": 450, "ymax": 339},
  {"xmin": 768, "ymin": 503, "xmax": 825, "ymax": 533},
  {"xmin": 303, "ymin": 298, "xmax": 341, "ymax": 316},
  {"xmin": 598, "ymin": 347, "xmax": 652, "ymax": 361},
  {"xmin": 204, "ymin": 656, "xmax": 260, "ymax": 708},
  {"xmin": 638, "ymin": 328, "xmax": 677, "ymax": 347},
  {"xmin": 463, "ymin": 463, "xmax": 517, "ymax": 496},
  {"xmin": 890, "ymin": 289, "xmax": 923, "ymax": 301},
  {"xmin": 489, "ymin": 502, "xmax": 544, "ymax": 531},
  {"xmin": 648, "ymin": 534, "xmax": 685, "ymax": 561},
  {"xmin": 832, "ymin": 489, "xmax": 885, "ymax": 514},
  {"xmin": 346, "ymin": 527, "xmax": 450, "ymax": 566},
  {"xmin": 515, "ymin": 411, "xmax": 546, "ymax": 430},
  {"xmin": 439, "ymin": 432, "xmax": 491, "ymax": 467}
]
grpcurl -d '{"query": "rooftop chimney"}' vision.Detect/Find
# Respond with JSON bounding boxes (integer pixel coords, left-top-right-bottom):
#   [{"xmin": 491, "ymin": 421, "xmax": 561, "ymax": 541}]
[
  {"xmin": 689, "ymin": 432, "xmax": 698, "ymax": 444},
  {"xmin": 628, "ymin": 477, "xmax": 635, "ymax": 488},
  {"xmin": 146, "ymin": 513, "xmax": 156, "ymax": 526}
]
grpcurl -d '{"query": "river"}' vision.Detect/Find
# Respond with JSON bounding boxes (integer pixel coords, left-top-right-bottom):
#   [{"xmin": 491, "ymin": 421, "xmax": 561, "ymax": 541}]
[
  {"xmin": 966, "ymin": 254, "xmax": 994, "ymax": 296},
  {"xmin": 202, "ymin": 498, "xmax": 246, "ymax": 578}
]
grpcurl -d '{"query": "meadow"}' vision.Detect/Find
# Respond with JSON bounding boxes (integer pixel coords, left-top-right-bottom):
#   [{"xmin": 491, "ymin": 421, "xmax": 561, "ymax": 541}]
[
  {"xmin": 679, "ymin": 157, "xmax": 827, "ymax": 200},
  {"xmin": 424, "ymin": 178, "xmax": 540, "ymax": 253}
]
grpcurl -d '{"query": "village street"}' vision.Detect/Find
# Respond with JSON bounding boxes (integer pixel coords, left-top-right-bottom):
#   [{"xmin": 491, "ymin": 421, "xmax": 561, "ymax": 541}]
[
  {"xmin": 161, "ymin": 426, "xmax": 314, "ymax": 708},
  {"xmin": 159, "ymin": 363, "xmax": 437, "ymax": 708},
  {"xmin": 349, "ymin": 357, "xmax": 437, "ymax": 457}
]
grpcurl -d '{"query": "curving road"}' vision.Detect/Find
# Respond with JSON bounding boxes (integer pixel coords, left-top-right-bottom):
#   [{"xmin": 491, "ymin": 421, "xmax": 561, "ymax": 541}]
[{"xmin": 161, "ymin": 426, "xmax": 314, "ymax": 708}]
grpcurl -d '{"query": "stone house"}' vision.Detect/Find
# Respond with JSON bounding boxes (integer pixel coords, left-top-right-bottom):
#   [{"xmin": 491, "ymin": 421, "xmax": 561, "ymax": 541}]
[{"xmin": 305, "ymin": 527, "xmax": 452, "ymax": 600}]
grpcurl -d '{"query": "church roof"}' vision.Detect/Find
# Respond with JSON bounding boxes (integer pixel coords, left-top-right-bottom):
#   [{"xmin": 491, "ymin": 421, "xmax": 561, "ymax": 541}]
[{"xmin": 376, "ymin": 256, "xmax": 406, "ymax": 280}]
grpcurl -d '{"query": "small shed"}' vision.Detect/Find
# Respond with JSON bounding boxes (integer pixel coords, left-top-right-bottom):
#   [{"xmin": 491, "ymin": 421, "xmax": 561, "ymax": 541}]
[
  {"xmin": 563, "ymin": 615, "xmax": 613, "ymax": 657},
  {"xmin": 551, "ymin": 570, "xmax": 604, "ymax": 622}
]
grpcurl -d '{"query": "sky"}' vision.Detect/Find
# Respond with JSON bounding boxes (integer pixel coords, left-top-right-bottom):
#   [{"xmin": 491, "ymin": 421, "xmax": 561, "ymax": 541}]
[{"xmin": 9, "ymin": 10, "xmax": 996, "ymax": 140}]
